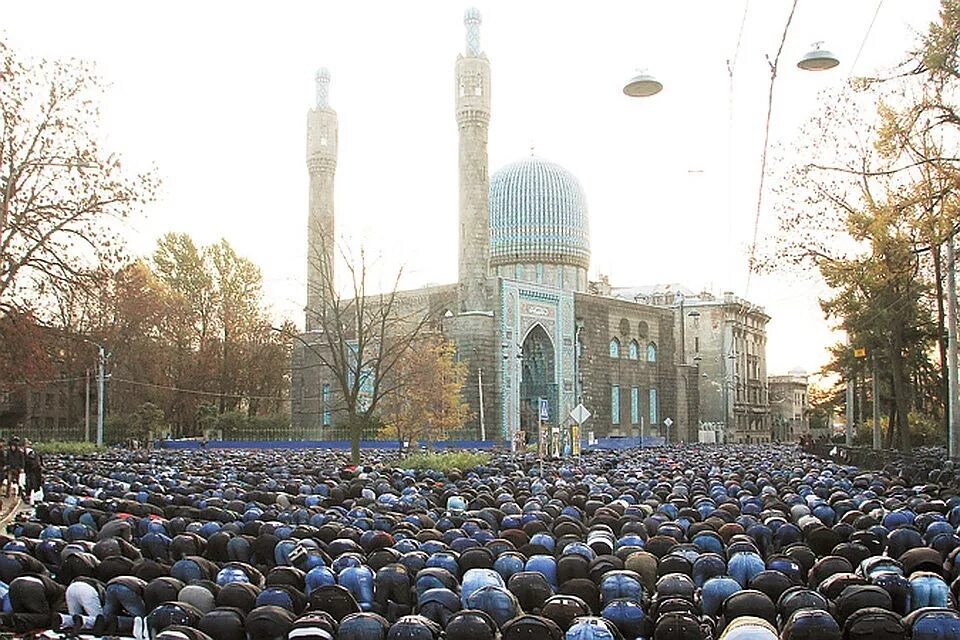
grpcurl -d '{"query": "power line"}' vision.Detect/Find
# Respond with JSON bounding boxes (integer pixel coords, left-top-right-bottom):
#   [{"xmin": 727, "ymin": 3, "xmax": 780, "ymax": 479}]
[
  {"xmin": 111, "ymin": 378, "xmax": 286, "ymax": 402},
  {"xmin": 726, "ymin": 1, "xmax": 751, "ymax": 289},
  {"xmin": 849, "ymin": 0, "xmax": 884, "ymax": 78},
  {"xmin": 745, "ymin": 0, "xmax": 800, "ymax": 295}
]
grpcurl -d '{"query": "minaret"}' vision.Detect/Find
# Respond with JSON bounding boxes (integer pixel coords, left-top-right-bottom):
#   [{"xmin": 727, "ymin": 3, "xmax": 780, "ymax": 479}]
[
  {"xmin": 305, "ymin": 68, "xmax": 338, "ymax": 331},
  {"xmin": 456, "ymin": 7, "xmax": 492, "ymax": 312}
]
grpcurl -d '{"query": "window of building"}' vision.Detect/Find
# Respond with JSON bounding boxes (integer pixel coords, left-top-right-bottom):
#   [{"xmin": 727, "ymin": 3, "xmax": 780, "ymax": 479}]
[
  {"xmin": 694, "ymin": 337, "xmax": 700, "ymax": 352},
  {"xmin": 536, "ymin": 263, "xmax": 544, "ymax": 283},
  {"xmin": 646, "ymin": 342, "xmax": 657, "ymax": 363},
  {"xmin": 45, "ymin": 393, "xmax": 53, "ymax": 408},
  {"xmin": 609, "ymin": 338, "xmax": 620, "ymax": 358},
  {"xmin": 630, "ymin": 386, "xmax": 639, "ymax": 425},
  {"xmin": 322, "ymin": 384, "xmax": 332, "ymax": 426},
  {"xmin": 628, "ymin": 340, "xmax": 639, "ymax": 360},
  {"xmin": 649, "ymin": 388, "xmax": 658, "ymax": 425},
  {"xmin": 611, "ymin": 385, "xmax": 620, "ymax": 425}
]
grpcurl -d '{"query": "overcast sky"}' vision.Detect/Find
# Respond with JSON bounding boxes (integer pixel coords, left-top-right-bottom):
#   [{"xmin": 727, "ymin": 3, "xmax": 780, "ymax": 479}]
[{"xmin": 4, "ymin": 1, "xmax": 942, "ymax": 377}]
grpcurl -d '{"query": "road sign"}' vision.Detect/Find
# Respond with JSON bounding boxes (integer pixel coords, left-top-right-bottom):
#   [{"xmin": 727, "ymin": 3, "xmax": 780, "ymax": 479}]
[
  {"xmin": 570, "ymin": 403, "xmax": 591, "ymax": 425},
  {"xmin": 663, "ymin": 417, "xmax": 674, "ymax": 428},
  {"xmin": 854, "ymin": 347, "xmax": 867, "ymax": 358},
  {"xmin": 539, "ymin": 398, "xmax": 549, "ymax": 421}
]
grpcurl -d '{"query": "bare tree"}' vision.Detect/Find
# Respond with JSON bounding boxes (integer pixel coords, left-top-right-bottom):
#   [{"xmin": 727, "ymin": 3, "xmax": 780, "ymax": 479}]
[
  {"xmin": 285, "ymin": 234, "xmax": 431, "ymax": 463},
  {"xmin": 0, "ymin": 39, "xmax": 158, "ymax": 325}
]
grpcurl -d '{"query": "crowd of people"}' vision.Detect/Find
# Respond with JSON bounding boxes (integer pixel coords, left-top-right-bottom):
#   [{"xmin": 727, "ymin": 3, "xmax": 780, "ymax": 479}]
[
  {"xmin": 0, "ymin": 436, "xmax": 43, "ymax": 502},
  {"xmin": 0, "ymin": 444, "xmax": 955, "ymax": 639}
]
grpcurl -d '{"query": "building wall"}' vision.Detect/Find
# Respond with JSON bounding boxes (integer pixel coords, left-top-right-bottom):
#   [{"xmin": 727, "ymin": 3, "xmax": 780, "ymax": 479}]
[
  {"xmin": 769, "ymin": 374, "xmax": 809, "ymax": 442},
  {"xmin": 291, "ymin": 284, "xmax": 465, "ymax": 438},
  {"xmin": 574, "ymin": 294, "xmax": 689, "ymax": 441},
  {"xmin": 679, "ymin": 292, "xmax": 771, "ymax": 444},
  {"xmin": 0, "ymin": 384, "xmax": 88, "ymax": 442}
]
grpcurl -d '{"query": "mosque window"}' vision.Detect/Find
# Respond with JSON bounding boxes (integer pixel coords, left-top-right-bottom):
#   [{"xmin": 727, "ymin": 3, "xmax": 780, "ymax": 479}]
[
  {"xmin": 536, "ymin": 264, "xmax": 543, "ymax": 283},
  {"xmin": 628, "ymin": 340, "xmax": 639, "ymax": 360},
  {"xmin": 649, "ymin": 388, "xmax": 658, "ymax": 425},
  {"xmin": 322, "ymin": 384, "xmax": 332, "ymax": 426},
  {"xmin": 647, "ymin": 342, "xmax": 657, "ymax": 362},
  {"xmin": 611, "ymin": 385, "xmax": 620, "ymax": 425},
  {"xmin": 630, "ymin": 387, "xmax": 640, "ymax": 425},
  {"xmin": 609, "ymin": 338, "xmax": 620, "ymax": 358}
]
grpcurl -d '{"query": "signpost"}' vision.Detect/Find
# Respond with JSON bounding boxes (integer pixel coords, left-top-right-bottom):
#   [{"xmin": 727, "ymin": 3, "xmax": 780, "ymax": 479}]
[
  {"xmin": 663, "ymin": 417, "xmax": 674, "ymax": 444},
  {"xmin": 569, "ymin": 403, "xmax": 591, "ymax": 459},
  {"xmin": 537, "ymin": 399, "xmax": 548, "ymax": 472}
]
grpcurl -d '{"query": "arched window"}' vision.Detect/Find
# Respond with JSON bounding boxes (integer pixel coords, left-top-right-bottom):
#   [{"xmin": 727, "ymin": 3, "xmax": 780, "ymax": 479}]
[
  {"xmin": 628, "ymin": 340, "xmax": 639, "ymax": 360},
  {"xmin": 609, "ymin": 338, "xmax": 620, "ymax": 358},
  {"xmin": 647, "ymin": 342, "xmax": 657, "ymax": 362}
]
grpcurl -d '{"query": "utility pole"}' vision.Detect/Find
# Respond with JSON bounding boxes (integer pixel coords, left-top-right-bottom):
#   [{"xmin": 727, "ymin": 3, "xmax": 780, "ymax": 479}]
[
  {"xmin": 948, "ymin": 236, "xmax": 959, "ymax": 458},
  {"xmin": 678, "ymin": 294, "xmax": 686, "ymax": 365},
  {"xmin": 477, "ymin": 368, "xmax": 486, "ymax": 441},
  {"xmin": 84, "ymin": 368, "xmax": 91, "ymax": 443},
  {"xmin": 872, "ymin": 354, "xmax": 881, "ymax": 450},
  {"xmin": 845, "ymin": 373, "xmax": 854, "ymax": 447},
  {"xmin": 97, "ymin": 344, "xmax": 105, "ymax": 447}
]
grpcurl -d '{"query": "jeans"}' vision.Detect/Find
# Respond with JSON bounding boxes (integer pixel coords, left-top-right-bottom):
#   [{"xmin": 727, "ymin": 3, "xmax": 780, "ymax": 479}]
[
  {"xmin": 63, "ymin": 581, "xmax": 102, "ymax": 630},
  {"xmin": 909, "ymin": 573, "xmax": 951, "ymax": 611},
  {"xmin": 103, "ymin": 583, "xmax": 146, "ymax": 618}
]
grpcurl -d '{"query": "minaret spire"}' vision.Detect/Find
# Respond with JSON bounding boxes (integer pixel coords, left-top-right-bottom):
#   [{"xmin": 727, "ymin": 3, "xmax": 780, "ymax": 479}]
[
  {"xmin": 464, "ymin": 7, "xmax": 482, "ymax": 57},
  {"xmin": 305, "ymin": 68, "xmax": 338, "ymax": 330},
  {"xmin": 315, "ymin": 67, "xmax": 331, "ymax": 110},
  {"xmin": 455, "ymin": 8, "xmax": 492, "ymax": 312}
]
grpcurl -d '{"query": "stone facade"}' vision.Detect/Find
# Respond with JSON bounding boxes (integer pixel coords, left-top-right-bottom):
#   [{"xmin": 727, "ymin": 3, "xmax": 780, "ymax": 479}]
[
  {"xmin": 769, "ymin": 371, "xmax": 809, "ymax": 442},
  {"xmin": 455, "ymin": 13, "xmax": 491, "ymax": 313},
  {"xmin": 574, "ymin": 293, "xmax": 696, "ymax": 443},
  {"xmin": 682, "ymin": 292, "xmax": 771, "ymax": 444}
]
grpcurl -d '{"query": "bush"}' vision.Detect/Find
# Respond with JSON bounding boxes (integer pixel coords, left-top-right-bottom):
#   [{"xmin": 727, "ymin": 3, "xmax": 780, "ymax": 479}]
[
  {"xmin": 33, "ymin": 441, "xmax": 101, "ymax": 455},
  {"xmin": 398, "ymin": 451, "xmax": 490, "ymax": 473}
]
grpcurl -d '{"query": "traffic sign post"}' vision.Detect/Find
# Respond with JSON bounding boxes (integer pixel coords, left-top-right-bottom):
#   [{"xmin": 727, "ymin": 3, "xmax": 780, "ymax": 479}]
[
  {"xmin": 569, "ymin": 403, "xmax": 591, "ymax": 460},
  {"xmin": 663, "ymin": 417, "xmax": 674, "ymax": 444}
]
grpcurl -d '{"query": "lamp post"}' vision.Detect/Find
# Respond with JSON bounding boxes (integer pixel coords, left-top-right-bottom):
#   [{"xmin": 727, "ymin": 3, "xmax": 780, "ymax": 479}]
[{"xmin": 81, "ymin": 338, "xmax": 107, "ymax": 447}]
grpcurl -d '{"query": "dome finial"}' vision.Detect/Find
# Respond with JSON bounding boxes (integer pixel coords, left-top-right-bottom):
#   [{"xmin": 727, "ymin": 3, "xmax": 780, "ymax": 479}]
[
  {"xmin": 464, "ymin": 8, "xmax": 482, "ymax": 56},
  {"xmin": 315, "ymin": 67, "xmax": 331, "ymax": 110},
  {"xmin": 529, "ymin": 142, "xmax": 535, "ymax": 157}
]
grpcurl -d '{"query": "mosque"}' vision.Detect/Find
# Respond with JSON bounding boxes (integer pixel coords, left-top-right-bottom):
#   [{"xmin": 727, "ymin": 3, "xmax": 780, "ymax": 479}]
[{"xmin": 291, "ymin": 9, "xmax": 772, "ymax": 446}]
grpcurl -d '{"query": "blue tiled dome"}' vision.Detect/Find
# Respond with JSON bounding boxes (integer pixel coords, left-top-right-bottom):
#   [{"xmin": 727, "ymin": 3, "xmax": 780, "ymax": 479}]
[{"xmin": 489, "ymin": 157, "xmax": 590, "ymax": 270}]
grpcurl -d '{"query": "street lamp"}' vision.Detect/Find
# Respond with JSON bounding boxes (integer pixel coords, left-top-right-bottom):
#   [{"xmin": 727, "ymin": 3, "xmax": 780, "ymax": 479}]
[
  {"xmin": 623, "ymin": 70, "xmax": 663, "ymax": 97},
  {"xmin": 797, "ymin": 42, "xmax": 840, "ymax": 71}
]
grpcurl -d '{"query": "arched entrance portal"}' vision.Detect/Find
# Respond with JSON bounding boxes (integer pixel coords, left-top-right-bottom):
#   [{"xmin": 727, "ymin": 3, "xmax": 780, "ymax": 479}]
[{"xmin": 519, "ymin": 324, "xmax": 557, "ymax": 439}]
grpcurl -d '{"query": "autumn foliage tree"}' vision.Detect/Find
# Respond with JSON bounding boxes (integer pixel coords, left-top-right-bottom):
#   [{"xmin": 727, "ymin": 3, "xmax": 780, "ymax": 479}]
[
  {"xmin": 379, "ymin": 334, "xmax": 470, "ymax": 448},
  {"xmin": 0, "ymin": 39, "xmax": 158, "ymax": 390},
  {"xmin": 761, "ymin": 2, "xmax": 960, "ymax": 449}
]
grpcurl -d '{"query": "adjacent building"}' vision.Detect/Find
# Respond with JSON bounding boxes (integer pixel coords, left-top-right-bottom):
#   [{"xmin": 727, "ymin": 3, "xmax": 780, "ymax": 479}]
[
  {"xmin": 612, "ymin": 285, "xmax": 771, "ymax": 444},
  {"xmin": 769, "ymin": 370, "xmax": 810, "ymax": 442}
]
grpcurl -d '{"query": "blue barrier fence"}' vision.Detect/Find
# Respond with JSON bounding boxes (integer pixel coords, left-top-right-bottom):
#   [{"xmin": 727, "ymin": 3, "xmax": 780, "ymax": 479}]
[
  {"xmin": 159, "ymin": 439, "xmax": 504, "ymax": 451},
  {"xmin": 160, "ymin": 436, "xmax": 667, "ymax": 451},
  {"xmin": 588, "ymin": 436, "xmax": 666, "ymax": 450}
]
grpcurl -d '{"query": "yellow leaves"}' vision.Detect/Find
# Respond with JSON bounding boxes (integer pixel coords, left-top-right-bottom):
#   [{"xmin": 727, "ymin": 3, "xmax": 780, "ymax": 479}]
[{"xmin": 379, "ymin": 333, "xmax": 470, "ymax": 444}]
